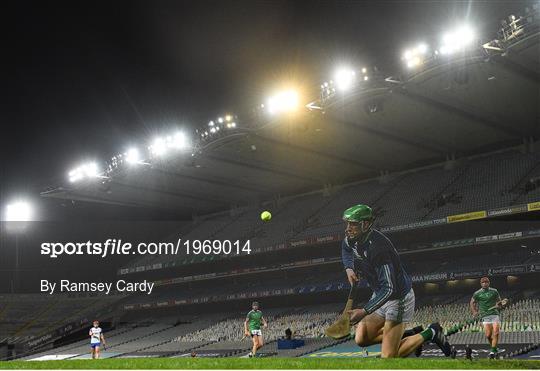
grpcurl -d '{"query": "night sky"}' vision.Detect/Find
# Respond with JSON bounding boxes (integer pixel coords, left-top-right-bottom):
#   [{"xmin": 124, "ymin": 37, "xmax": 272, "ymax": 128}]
[{"xmin": 1, "ymin": 0, "xmax": 533, "ymax": 212}]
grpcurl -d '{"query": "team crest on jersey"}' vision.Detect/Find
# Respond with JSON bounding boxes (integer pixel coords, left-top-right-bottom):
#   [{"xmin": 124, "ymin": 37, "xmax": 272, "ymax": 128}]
[{"xmin": 352, "ymin": 246, "xmax": 367, "ymax": 260}]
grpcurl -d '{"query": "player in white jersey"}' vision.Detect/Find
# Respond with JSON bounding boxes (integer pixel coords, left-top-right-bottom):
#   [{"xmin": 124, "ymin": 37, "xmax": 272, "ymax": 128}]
[{"xmin": 89, "ymin": 320, "xmax": 106, "ymax": 359}]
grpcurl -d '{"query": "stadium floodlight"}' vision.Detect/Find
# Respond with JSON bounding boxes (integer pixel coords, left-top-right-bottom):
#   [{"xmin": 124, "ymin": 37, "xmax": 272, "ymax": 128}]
[
  {"xmin": 361, "ymin": 67, "xmax": 367, "ymax": 74},
  {"xmin": 439, "ymin": 25, "xmax": 475, "ymax": 55},
  {"xmin": 225, "ymin": 115, "xmax": 232, "ymax": 122},
  {"xmin": 208, "ymin": 120, "xmax": 215, "ymax": 127},
  {"xmin": 68, "ymin": 168, "xmax": 83, "ymax": 183},
  {"xmin": 403, "ymin": 43, "xmax": 429, "ymax": 68},
  {"xmin": 150, "ymin": 132, "xmax": 189, "ymax": 155},
  {"xmin": 266, "ymin": 90, "xmax": 299, "ymax": 115},
  {"xmin": 149, "ymin": 137, "xmax": 167, "ymax": 156},
  {"xmin": 334, "ymin": 68, "xmax": 356, "ymax": 91},
  {"xmin": 83, "ymin": 162, "xmax": 98, "ymax": 177},
  {"xmin": 210, "ymin": 127, "xmax": 216, "ymax": 134},
  {"xmin": 169, "ymin": 132, "xmax": 189, "ymax": 150},
  {"xmin": 218, "ymin": 117, "xmax": 224, "ymax": 124},
  {"xmin": 68, "ymin": 162, "xmax": 100, "ymax": 182},
  {"xmin": 125, "ymin": 148, "xmax": 141, "ymax": 164},
  {"xmin": 5, "ymin": 201, "xmax": 33, "ymax": 222}
]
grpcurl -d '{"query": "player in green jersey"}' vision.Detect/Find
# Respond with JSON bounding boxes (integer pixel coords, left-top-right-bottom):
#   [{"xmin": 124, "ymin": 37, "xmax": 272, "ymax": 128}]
[
  {"xmin": 469, "ymin": 277, "xmax": 503, "ymax": 359},
  {"xmin": 244, "ymin": 301, "xmax": 267, "ymax": 358}
]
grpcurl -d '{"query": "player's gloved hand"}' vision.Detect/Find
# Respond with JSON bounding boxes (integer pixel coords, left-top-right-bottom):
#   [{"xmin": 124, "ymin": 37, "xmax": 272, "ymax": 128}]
[
  {"xmin": 345, "ymin": 268, "xmax": 359, "ymax": 286},
  {"xmin": 347, "ymin": 308, "xmax": 367, "ymax": 324}
]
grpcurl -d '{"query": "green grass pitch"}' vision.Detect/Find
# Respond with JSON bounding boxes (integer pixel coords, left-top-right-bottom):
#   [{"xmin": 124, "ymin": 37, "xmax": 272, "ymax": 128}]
[{"xmin": 1, "ymin": 358, "xmax": 539, "ymax": 369}]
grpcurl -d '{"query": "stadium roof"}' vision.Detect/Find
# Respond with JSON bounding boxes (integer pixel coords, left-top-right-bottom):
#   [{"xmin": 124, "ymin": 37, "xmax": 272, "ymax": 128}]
[{"xmin": 41, "ymin": 28, "xmax": 540, "ymax": 216}]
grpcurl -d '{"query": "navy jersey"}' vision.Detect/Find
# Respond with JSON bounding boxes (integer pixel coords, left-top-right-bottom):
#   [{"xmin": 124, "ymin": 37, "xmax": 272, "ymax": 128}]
[{"xmin": 341, "ymin": 229, "xmax": 412, "ymax": 314}]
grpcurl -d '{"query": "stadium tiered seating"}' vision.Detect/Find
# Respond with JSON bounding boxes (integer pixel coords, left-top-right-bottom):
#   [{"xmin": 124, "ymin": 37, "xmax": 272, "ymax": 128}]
[
  {"xmin": 427, "ymin": 150, "xmax": 539, "ymax": 219},
  {"xmin": 171, "ymin": 305, "xmax": 343, "ymax": 357},
  {"xmin": 22, "ymin": 315, "xmax": 226, "ymax": 360},
  {"xmin": 374, "ymin": 167, "xmax": 462, "ymax": 226},
  {"xmin": 450, "ymin": 331, "xmax": 540, "ymax": 345},
  {"xmin": 177, "ymin": 309, "xmax": 338, "ymax": 343},
  {"xmin": 412, "ymin": 297, "xmax": 540, "ymax": 337},
  {"xmin": 409, "ymin": 250, "xmax": 533, "ymax": 277},
  {"xmin": 19, "ymin": 295, "xmax": 540, "ymax": 359},
  {"xmin": 119, "ymin": 147, "xmax": 540, "ymax": 275},
  {"xmin": 0, "ymin": 294, "xmax": 120, "ymax": 343},
  {"xmin": 20, "ymin": 323, "xmax": 144, "ymax": 360},
  {"xmin": 295, "ymin": 180, "xmax": 395, "ymax": 238}
]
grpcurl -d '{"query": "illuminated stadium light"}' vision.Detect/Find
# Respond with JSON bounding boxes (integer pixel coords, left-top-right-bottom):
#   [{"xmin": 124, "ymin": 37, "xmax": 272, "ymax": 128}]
[
  {"xmin": 402, "ymin": 43, "xmax": 429, "ymax": 68},
  {"xmin": 68, "ymin": 168, "xmax": 82, "ymax": 183},
  {"xmin": 266, "ymin": 90, "xmax": 299, "ymax": 114},
  {"xmin": 364, "ymin": 75, "xmax": 369, "ymax": 81},
  {"xmin": 225, "ymin": 115, "xmax": 232, "ymax": 122},
  {"xmin": 125, "ymin": 148, "xmax": 141, "ymax": 164},
  {"xmin": 218, "ymin": 117, "xmax": 224, "ymax": 123},
  {"xmin": 208, "ymin": 120, "xmax": 215, "ymax": 127},
  {"xmin": 361, "ymin": 67, "xmax": 367, "ymax": 74},
  {"xmin": 149, "ymin": 137, "xmax": 167, "ymax": 156},
  {"xmin": 5, "ymin": 201, "xmax": 33, "ymax": 222},
  {"xmin": 169, "ymin": 132, "xmax": 189, "ymax": 149},
  {"xmin": 334, "ymin": 68, "xmax": 356, "ymax": 91},
  {"xmin": 84, "ymin": 162, "xmax": 98, "ymax": 177},
  {"xmin": 149, "ymin": 132, "xmax": 189, "ymax": 156},
  {"xmin": 439, "ymin": 25, "xmax": 475, "ymax": 55},
  {"xmin": 417, "ymin": 43, "xmax": 428, "ymax": 54},
  {"xmin": 68, "ymin": 162, "xmax": 100, "ymax": 183},
  {"xmin": 210, "ymin": 127, "xmax": 216, "ymax": 134}
]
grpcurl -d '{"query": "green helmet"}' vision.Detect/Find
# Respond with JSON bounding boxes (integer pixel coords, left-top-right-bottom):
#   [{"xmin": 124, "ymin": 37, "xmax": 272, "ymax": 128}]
[{"xmin": 343, "ymin": 204, "xmax": 374, "ymax": 222}]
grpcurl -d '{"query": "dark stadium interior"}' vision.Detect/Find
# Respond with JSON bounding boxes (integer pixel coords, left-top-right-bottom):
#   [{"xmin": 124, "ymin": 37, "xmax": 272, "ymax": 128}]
[{"xmin": 1, "ymin": 0, "xmax": 540, "ymax": 364}]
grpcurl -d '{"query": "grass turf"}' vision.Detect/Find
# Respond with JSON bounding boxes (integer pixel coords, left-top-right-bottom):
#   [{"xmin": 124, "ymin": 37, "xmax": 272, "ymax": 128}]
[{"xmin": 1, "ymin": 358, "xmax": 539, "ymax": 369}]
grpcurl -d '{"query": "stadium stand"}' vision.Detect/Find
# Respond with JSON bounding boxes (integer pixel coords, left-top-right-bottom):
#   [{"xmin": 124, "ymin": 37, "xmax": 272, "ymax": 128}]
[
  {"xmin": 20, "ymin": 294, "xmax": 540, "ymax": 360},
  {"xmin": 119, "ymin": 146, "xmax": 540, "ymax": 274},
  {"xmin": 0, "ymin": 294, "xmax": 120, "ymax": 343}
]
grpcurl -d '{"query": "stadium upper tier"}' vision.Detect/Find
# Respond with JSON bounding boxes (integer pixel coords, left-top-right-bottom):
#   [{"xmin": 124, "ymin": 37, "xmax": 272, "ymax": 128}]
[
  {"xmin": 41, "ymin": 7, "xmax": 540, "ymax": 216},
  {"xmin": 121, "ymin": 146, "xmax": 540, "ymax": 272}
]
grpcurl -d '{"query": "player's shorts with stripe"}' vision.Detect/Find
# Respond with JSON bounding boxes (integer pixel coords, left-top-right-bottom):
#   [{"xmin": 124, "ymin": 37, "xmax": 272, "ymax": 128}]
[
  {"xmin": 482, "ymin": 315, "xmax": 500, "ymax": 324},
  {"xmin": 250, "ymin": 329, "xmax": 262, "ymax": 337},
  {"xmin": 373, "ymin": 288, "xmax": 415, "ymax": 323},
  {"xmin": 90, "ymin": 342, "xmax": 101, "ymax": 349}
]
